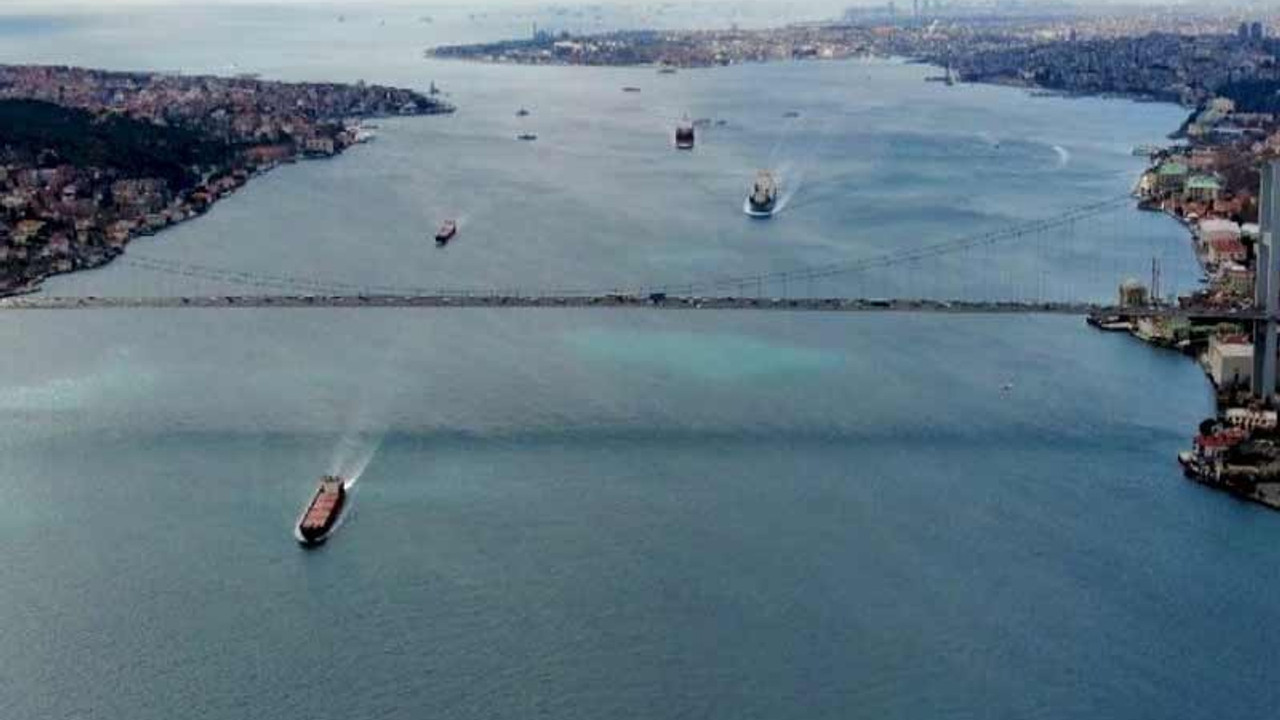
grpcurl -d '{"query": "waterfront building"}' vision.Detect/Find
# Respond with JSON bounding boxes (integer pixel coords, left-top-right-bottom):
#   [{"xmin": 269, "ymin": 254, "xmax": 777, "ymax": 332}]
[
  {"xmin": 1185, "ymin": 175, "xmax": 1223, "ymax": 203},
  {"xmin": 1118, "ymin": 278, "xmax": 1149, "ymax": 307},
  {"xmin": 1206, "ymin": 335, "xmax": 1254, "ymax": 388},
  {"xmin": 1199, "ymin": 218, "xmax": 1242, "ymax": 244},
  {"xmin": 1207, "ymin": 236, "xmax": 1248, "ymax": 266},
  {"xmin": 1221, "ymin": 263, "xmax": 1256, "ymax": 296},
  {"xmin": 1156, "ymin": 161, "xmax": 1189, "ymax": 193},
  {"xmin": 1224, "ymin": 407, "xmax": 1279, "ymax": 431}
]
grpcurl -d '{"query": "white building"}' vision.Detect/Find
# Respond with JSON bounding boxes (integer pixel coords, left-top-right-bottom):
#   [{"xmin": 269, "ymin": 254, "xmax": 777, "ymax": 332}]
[
  {"xmin": 1199, "ymin": 218, "xmax": 1242, "ymax": 244},
  {"xmin": 1205, "ymin": 336, "xmax": 1253, "ymax": 388}
]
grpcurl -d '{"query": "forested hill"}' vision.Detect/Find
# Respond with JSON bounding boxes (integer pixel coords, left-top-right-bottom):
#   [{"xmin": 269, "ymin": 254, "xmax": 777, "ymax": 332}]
[
  {"xmin": 1217, "ymin": 80, "xmax": 1280, "ymax": 115},
  {"xmin": 0, "ymin": 99, "xmax": 228, "ymax": 188}
]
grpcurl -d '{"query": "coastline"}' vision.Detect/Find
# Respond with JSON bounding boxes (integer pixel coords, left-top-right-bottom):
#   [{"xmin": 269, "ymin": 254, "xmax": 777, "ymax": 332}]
[
  {"xmin": 5, "ymin": 132, "xmax": 375, "ymax": 299},
  {"xmin": 0, "ymin": 64, "xmax": 455, "ymax": 299}
]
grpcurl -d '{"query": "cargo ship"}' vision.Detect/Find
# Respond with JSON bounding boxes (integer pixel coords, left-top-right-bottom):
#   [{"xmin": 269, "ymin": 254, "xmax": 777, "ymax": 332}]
[
  {"xmin": 435, "ymin": 219, "xmax": 458, "ymax": 245},
  {"xmin": 675, "ymin": 118, "xmax": 695, "ymax": 150},
  {"xmin": 296, "ymin": 475, "xmax": 347, "ymax": 546},
  {"xmin": 745, "ymin": 170, "xmax": 778, "ymax": 217}
]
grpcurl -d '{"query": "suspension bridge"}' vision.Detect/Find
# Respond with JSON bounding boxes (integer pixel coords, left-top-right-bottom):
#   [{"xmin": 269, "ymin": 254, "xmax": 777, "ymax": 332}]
[
  {"xmin": 0, "ymin": 292, "xmax": 1269, "ymax": 321},
  {"xmin": 1, "ymin": 162, "xmax": 1275, "ymax": 331}
]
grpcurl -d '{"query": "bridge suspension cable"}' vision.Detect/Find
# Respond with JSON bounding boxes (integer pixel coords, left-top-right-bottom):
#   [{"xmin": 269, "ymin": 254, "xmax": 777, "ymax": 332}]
[{"xmin": 119, "ymin": 191, "xmax": 1140, "ymax": 300}]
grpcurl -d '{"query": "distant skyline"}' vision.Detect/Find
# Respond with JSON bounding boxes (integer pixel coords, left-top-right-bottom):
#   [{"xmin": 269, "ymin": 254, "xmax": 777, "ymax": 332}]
[
  {"xmin": 0, "ymin": 0, "xmax": 1274, "ymax": 18},
  {"xmin": 2, "ymin": 0, "xmax": 1273, "ymax": 8}
]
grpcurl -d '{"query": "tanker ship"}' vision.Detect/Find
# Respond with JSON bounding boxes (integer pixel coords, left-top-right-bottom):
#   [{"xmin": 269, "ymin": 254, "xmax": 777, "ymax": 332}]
[{"xmin": 296, "ymin": 475, "xmax": 348, "ymax": 546}]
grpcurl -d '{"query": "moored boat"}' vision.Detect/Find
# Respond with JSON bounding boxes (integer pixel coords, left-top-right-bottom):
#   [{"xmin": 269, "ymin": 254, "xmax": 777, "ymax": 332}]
[{"xmin": 296, "ymin": 476, "xmax": 347, "ymax": 546}]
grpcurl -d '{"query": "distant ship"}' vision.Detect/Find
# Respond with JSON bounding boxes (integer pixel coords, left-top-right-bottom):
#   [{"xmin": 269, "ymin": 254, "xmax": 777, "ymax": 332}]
[
  {"xmin": 675, "ymin": 118, "xmax": 695, "ymax": 150},
  {"xmin": 516, "ymin": 132, "xmax": 538, "ymax": 141},
  {"xmin": 435, "ymin": 219, "xmax": 458, "ymax": 245},
  {"xmin": 296, "ymin": 476, "xmax": 348, "ymax": 546},
  {"xmin": 745, "ymin": 171, "xmax": 778, "ymax": 218}
]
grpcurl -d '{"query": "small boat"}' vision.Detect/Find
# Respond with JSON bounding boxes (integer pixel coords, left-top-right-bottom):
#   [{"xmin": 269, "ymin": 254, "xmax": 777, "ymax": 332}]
[
  {"xmin": 675, "ymin": 117, "xmax": 695, "ymax": 150},
  {"xmin": 516, "ymin": 107, "xmax": 530, "ymax": 117},
  {"xmin": 622, "ymin": 86, "xmax": 642, "ymax": 93},
  {"xmin": 657, "ymin": 66, "xmax": 678, "ymax": 75},
  {"xmin": 516, "ymin": 133, "xmax": 538, "ymax": 141},
  {"xmin": 435, "ymin": 219, "xmax": 458, "ymax": 245},
  {"xmin": 745, "ymin": 170, "xmax": 778, "ymax": 218},
  {"xmin": 783, "ymin": 111, "xmax": 801, "ymax": 118},
  {"xmin": 296, "ymin": 475, "xmax": 348, "ymax": 547}
]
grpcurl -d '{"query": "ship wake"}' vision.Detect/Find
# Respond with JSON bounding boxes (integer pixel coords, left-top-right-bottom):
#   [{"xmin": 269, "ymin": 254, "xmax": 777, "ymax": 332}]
[{"xmin": 329, "ymin": 432, "xmax": 382, "ymax": 489}]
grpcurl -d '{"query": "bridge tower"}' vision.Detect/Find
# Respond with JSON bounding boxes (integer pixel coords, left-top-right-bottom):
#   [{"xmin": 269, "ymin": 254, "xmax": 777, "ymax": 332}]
[{"xmin": 1252, "ymin": 160, "xmax": 1280, "ymax": 401}]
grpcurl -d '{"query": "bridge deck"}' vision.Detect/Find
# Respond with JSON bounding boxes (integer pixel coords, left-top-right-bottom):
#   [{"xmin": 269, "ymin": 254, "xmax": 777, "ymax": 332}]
[{"xmin": 0, "ymin": 294, "xmax": 1263, "ymax": 320}]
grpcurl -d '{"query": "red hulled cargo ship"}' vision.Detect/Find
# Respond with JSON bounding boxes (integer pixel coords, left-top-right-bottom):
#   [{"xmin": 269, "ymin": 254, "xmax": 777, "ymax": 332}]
[{"xmin": 296, "ymin": 475, "xmax": 347, "ymax": 546}]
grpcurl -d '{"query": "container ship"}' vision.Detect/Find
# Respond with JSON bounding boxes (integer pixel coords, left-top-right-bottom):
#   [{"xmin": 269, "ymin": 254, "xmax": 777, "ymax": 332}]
[
  {"xmin": 675, "ymin": 119, "xmax": 695, "ymax": 150},
  {"xmin": 745, "ymin": 170, "xmax": 778, "ymax": 217},
  {"xmin": 435, "ymin": 219, "xmax": 458, "ymax": 245},
  {"xmin": 296, "ymin": 475, "xmax": 348, "ymax": 546}
]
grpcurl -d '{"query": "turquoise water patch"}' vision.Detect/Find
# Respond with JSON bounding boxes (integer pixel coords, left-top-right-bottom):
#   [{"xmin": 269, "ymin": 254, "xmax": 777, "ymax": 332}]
[{"xmin": 565, "ymin": 327, "xmax": 843, "ymax": 381}]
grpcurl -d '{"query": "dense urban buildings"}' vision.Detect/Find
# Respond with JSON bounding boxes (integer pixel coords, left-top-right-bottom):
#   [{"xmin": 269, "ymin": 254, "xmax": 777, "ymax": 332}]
[{"xmin": 0, "ymin": 65, "xmax": 452, "ymax": 293}]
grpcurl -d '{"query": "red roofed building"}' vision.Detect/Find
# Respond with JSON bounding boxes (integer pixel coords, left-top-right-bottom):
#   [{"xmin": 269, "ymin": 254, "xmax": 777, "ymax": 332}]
[{"xmin": 1207, "ymin": 237, "xmax": 1247, "ymax": 265}]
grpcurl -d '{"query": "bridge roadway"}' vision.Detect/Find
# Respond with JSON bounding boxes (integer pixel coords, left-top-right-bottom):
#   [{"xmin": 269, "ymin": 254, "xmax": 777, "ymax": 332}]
[{"xmin": 0, "ymin": 293, "xmax": 1266, "ymax": 320}]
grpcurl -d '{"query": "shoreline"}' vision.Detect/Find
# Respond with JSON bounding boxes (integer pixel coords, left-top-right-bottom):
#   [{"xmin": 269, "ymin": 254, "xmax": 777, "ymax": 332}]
[
  {"xmin": 1104, "ymin": 161, "xmax": 1280, "ymax": 511},
  {"xmin": 6, "ymin": 138, "xmax": 369, "ymax": 300},
  {"xmin": 0, "ymin": 64, "xmax": 454, "ymax": 299}
]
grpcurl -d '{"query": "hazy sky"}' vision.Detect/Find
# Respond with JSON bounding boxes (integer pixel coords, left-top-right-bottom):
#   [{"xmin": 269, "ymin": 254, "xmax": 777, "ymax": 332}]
[{"xmin": 0, "ymin": 0, "xmax": 1257, "ymax": 12}]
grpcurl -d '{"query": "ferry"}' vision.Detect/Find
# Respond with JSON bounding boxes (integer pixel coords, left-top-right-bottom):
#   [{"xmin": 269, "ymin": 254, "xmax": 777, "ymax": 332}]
[
  {"xmin": 745, "ymin": 170, "xmax": 778, "ymax": 218},
  {"xmin": 675, "ymin": 118, "xmax": 695, "ymax": 150},
  {"xmin": 296, "ymin": 475, "xmax": 348, "ymax": 546},
  {"xmin": 435, "ymin": 219, "xmax": 458, "ymax": 245}
]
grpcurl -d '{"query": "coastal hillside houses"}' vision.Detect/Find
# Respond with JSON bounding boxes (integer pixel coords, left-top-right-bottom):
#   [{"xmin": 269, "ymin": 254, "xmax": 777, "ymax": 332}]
[
  {"xmin": 1156, "ymin": 160, "xmax": 1189, "ymax": 193},
  {"xmin": 1185, "ymin": 174, "xmax": 1223, "ymax": 202},
  {"xmin": 1199, "ymin": 218, "xmax": 1246, "ymax": 266}
]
